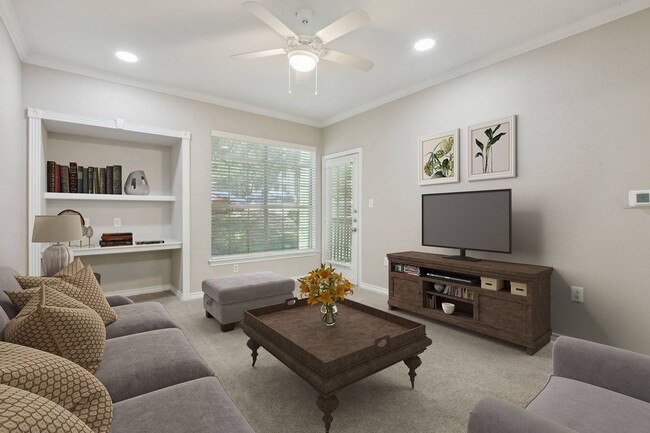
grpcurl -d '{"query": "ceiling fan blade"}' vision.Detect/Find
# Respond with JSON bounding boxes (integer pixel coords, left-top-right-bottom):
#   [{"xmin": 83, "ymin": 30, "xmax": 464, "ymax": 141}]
[
  {"xmin": 320, "ymin": 49, "xmax": 374, "ymax": 72},
  {"xmin": 314, "ymin": 9, "xmax": 370, "ymax": 44},
  {"xmin": 242, "ymin": 1, "xmax": 297, "ymax": 39},
  {"xmin": 231, "ymin": 48, "xmax": 287, "ymax": 60}
]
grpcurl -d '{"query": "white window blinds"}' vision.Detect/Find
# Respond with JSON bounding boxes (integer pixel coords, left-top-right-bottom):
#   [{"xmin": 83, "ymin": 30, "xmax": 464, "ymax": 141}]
[
  {"xmin": 325, "ymin": 162, "xmax": 353, "ymax": 264},
  {"xmin": 211, "ymin": 135, "xmax": 316, "ymax": 258}
]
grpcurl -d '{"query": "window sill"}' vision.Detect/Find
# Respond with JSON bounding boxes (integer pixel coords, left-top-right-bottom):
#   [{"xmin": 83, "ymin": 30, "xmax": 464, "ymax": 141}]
[{"xmin": 209, "ymin": 249, "xmax": 319, "ymax": 266}]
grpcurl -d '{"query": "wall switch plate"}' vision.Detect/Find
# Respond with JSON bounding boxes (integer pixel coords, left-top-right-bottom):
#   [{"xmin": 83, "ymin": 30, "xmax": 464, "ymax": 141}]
[
  {"xmin": 368, "ymin": 198, "xmax": 374, "ymax": 208},
  {"xmin": 113, "ymin": 217, "xmax": 121, "ymax": 228},
  {"xmin": 383, "ymin": 257, "xmax": 389, "ymax": 267},
  {"xmin": 233, "ymin": 264, "xmax": 239, "ymax": 273},
  {"xmin": 571, "ymin": 286, "xmax": 584, "ymax": 303}
]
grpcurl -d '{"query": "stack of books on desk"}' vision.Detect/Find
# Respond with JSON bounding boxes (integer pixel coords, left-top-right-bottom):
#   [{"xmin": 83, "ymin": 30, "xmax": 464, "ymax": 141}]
[{"xmin": 100, "ymin": 232, "xmax": 133, "ymax": 247}]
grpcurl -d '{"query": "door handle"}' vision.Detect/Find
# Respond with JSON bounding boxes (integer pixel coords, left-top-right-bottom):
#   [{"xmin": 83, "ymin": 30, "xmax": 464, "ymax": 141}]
[{"xmin": 351, "ymin": 228, "xmax": 358, "ymax": 232}]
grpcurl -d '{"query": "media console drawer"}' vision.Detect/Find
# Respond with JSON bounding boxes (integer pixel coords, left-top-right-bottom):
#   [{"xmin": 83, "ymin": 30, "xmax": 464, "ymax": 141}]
[
  {"xmin": 391, "ymin": 277, "xmax": 422, "ymax": 307},
  {"xmin": 477, "ymin": 295, "xmax": 526, "ymax": 334}
]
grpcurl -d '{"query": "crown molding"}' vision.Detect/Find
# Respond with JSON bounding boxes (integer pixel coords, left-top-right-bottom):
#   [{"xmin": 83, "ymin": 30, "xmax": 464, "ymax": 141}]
[
  {"xmin": 0, "ymin": 0, "xmax": 29, "ymax": 58},
  {"xmin": 322, "ymin": 0, "xmax": 650, "ymax": 127}
]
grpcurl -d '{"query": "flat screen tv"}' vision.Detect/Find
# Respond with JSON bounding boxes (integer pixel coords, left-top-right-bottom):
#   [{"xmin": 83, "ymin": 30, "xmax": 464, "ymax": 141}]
[{"xmin": 422, "ymin": 189, "xmax": 511, "ymax": 261}]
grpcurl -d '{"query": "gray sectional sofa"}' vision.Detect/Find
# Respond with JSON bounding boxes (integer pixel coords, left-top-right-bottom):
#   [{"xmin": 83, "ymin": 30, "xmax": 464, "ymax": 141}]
[
  {"xmin": 468, "ymin": 336, "xmax": 650, "ymax": 433},
  {"xmin": 0, "ymin": 266, "xmax": 255, "ymax": 433}
]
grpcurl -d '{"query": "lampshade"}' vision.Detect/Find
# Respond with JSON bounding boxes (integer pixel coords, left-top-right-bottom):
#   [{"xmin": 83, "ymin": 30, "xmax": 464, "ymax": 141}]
[
  {"xmin": 288, "ymin": 50, "xmax": 319, "ymax": 72},
  {"xmin": 32, "ymin": 215, "xmax": 83, "ymax": 243}
]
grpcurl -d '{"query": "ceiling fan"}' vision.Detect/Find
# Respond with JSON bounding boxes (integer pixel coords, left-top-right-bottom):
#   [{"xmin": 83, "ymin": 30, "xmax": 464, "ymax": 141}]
[{"xmin": 232, "ymin": 1, "xmax": 375, "ymax": 74}]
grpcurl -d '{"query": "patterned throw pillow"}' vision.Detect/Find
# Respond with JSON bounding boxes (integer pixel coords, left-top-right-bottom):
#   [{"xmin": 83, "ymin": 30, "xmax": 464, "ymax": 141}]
[
  {"xmin": 54, "ymin": 257, "xmax": 85, "ymax": 277},
  {"xmin": 0, "ymin": 384, "xmax": 94, "ymax": 433},
  {"xmin": 4, "ymin": 284, "xmax": 106, "ymax": 373},
  {"xmin": 15, "ymin": 264, "xmax": 117, "ymax": 325},
  {"xmin": 0, "ymin": 342, "xmax": 112, "ymax": 433}
]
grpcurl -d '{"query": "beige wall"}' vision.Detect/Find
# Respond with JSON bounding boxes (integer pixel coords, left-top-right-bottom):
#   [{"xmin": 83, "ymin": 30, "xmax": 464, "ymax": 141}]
[
  {"xmin": 323, "ymin": 11, "xmax": 650, "ymax": 354},
  {"xmin": 20, "ymin": 65, "xmax": 322, "ymax": 295},
  {"xmin": 0, "ymin": 19, "xmax": 25, "ymax": 272}
]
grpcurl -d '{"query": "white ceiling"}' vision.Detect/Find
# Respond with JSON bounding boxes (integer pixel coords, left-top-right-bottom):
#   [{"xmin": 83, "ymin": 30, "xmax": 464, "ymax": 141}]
[{"xmin": 3, "ymin": 0, "xmax": 649, "ymax": 126}]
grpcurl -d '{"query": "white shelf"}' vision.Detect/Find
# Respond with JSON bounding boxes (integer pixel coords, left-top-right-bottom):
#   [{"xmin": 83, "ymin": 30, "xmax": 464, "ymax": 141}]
[
  {"xmin": 71, "ymin": 239, "xmax": 182, "ymax": 256},
  {"xmin": 45, "ymin": 193, "xmax": 176, "ymax": 202}
]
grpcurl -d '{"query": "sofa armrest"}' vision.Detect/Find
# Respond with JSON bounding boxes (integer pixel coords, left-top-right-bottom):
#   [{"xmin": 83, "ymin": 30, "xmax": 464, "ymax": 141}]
[
  {"xmin": 468, "ymin": 396, "xmax": 577, "ymax": 433},
  {"xmin": 553, "ymin": 336, "xmax": 650, "ymax": 403},
  {"xmin": 105, "ymin": 295, "xmax": 134, "ymax": 307}
]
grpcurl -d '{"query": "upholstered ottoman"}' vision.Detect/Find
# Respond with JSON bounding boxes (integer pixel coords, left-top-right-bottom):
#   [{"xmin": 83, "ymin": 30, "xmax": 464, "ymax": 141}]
[{"xmin": 202, "ymin": 272, "xmax": 295, "ymax": 332}]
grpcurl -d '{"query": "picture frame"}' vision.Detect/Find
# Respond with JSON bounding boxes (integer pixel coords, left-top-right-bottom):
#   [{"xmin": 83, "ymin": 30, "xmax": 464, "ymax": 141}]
[
  {"xmin": 418, "ymin": 129, "xmax": 459, "ymax": 185},
  {"xmin": 467, "ymin": 115, "xmax": 516, "ymax": 181}
]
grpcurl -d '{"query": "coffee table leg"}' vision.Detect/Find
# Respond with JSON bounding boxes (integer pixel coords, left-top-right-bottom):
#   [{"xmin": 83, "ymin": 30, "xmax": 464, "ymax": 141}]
[
  {"xmin": 246, "ymin": 338, "xmax": 260, "ymax": 367},
  {"xmin": 404, "ymin": 355, "xmax": 422, "ymax": 389},
  {"xmin": 316, "ymin": 394, "xmax": 339, "ymax": 433}
]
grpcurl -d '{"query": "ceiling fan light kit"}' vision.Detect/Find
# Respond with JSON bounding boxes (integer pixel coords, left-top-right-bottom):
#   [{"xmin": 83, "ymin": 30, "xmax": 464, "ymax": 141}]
[{"xmin": 234, "ymin": 1, "xmax": 374, "ymax": 94}]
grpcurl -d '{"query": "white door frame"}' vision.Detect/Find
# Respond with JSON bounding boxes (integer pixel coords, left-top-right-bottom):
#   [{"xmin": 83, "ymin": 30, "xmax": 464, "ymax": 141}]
[{"xmin": 322, "ymin": 147, "xmax": 362, "ymax": 285}]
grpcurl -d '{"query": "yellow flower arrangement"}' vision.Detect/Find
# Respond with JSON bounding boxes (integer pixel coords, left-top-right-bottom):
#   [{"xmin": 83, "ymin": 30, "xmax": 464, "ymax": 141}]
[{"xmin": 299, "ymin": 263, "xmax": 354, "ymax": 324}]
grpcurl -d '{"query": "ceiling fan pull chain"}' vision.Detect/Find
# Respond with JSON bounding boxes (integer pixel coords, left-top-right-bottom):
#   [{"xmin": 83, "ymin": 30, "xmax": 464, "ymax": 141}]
[
  {"xmin": 288, "ymin": 62, "xmax": 292, "ymax": 94},
  {"xmin": 315, "ymin": 63, "xmax": 318, "ymax": 96}
]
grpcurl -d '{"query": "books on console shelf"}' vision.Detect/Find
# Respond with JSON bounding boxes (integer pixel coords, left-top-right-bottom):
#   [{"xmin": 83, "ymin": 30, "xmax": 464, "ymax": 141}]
[
  {"xmin": 442, "ymin": 285, "xmax": 474, "ymax": 301},
  {"xmin": 403, "ymin": 265, "xmax": 421, "ymax": 276},
  {"xmin": 100, "ymin": 232, "xmax": 133, "ymax": 247}
]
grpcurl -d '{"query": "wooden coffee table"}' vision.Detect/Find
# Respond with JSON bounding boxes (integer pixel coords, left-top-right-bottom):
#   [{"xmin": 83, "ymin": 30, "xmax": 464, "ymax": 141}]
[{"xmin": 240, "ymin": 298, "xmax": 432, "ymax": 432}]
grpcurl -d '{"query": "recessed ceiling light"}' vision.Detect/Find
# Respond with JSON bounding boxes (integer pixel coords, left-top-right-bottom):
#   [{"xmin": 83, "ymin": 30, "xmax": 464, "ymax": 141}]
[
  {"xmin": 115, "ymin": 51, "xmax": 138, "ymax": 63},
  {"xmin": 414, "ymin": 38, "xmax": 436, "ymax": 52}
]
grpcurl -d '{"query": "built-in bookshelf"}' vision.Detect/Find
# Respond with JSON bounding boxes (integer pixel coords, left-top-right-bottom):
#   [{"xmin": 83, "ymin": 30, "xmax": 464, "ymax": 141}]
[{"xmin": 28, "ymin": 108, "xmax": 191, "ymax": 299}]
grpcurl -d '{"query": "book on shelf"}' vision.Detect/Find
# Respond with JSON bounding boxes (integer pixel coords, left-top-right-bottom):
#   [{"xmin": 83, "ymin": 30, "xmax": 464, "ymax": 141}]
[
  {"xmin": 403, "ymin": 265, "xmax": 420, "ymax": 276},
  {"xmin": 88, "ymin": 167, "xmax": 94, "ymax": 193},
  {"xmin": 54, "ymin": 164, "xmax": 61, "ymax": 192},
  {"xmin": 93, "ymin": 167, "xmax": 99, "ymax": 194},
  {"xmin": 77, "ymin": 166, "xmax": 84, "ymax": 193},
  {"xmin": 82, "ymin": 167, "xmax": 89, "ymax": 193},
  {"xmin": 47, "ymin": 161, "xmax": 56, "ymax": 192},
  {"xmin": 105, "ymin": 166, "xmax": 113, "ymax": 194},
  {"xmin": 99, "ymin": 167, "xmax": 106, "ymax": 194},
  {"xmin": 99, "ymin": 240, "xmax": 133, "ymax": 247},
  {"xmin": 135, "ymin": 240, "xmax": 165, "ymax": 245},
  {"xmin": 69, "ymin": 162, "xmax": 78, "ymax": 193},
  {"xmin": 60, "ymin": 166, "xmax": 70, "ymax": 193},
  {"xmin": 112, "ymin": 165, "xmax": 122, "ymax": 195}
]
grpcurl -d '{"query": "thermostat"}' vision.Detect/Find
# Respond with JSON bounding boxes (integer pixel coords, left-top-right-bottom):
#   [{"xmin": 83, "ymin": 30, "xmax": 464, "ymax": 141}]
[{"xmin": 628, "ymin": 190, "xmax": 650, "ymax": 207}]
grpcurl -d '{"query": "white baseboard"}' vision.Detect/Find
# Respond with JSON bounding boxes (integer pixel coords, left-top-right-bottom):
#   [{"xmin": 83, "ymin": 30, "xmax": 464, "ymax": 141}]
[
  {"xmin": 358, "ymin": 282, "xmax": 388, "ymax": 294},
  {"xmin": 189, "ymin": 291, "xmax": 204, "ymax": 300},
  {"xmin": 106, "ymin": 284, "xmax": 174, "ymax": 298}
]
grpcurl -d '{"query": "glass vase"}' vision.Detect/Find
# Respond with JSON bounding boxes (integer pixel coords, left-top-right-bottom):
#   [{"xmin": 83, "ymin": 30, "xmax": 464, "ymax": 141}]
[{"xmin": 320, "ymin": 302, "xmax": 338, "ymax": 326}]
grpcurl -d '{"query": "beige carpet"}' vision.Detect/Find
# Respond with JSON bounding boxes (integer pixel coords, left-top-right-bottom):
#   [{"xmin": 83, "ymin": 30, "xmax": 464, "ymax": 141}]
[{"xmin": 132, "ymin": 288, "xmax": 552, "ymax": 433}]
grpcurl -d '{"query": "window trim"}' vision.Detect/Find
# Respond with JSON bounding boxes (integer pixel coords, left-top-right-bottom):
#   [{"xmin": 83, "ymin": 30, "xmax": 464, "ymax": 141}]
[{"xmin": 209, "ymin": 130, "xmax": 318, "ymax": 262}]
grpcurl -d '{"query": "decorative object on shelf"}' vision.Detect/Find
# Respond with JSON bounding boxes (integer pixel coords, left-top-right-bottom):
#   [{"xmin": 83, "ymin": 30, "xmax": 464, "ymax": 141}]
[
  {"xmin": 433, "ymin": 283, "xmax": 445, "ymax": 293},
  {"xmin": 124, "ymin": 170, "xmax": 150, "ymax": 195},
  {"xmin": 299, "ymin": 263, "xmax": 354, "ymax": 326},
  {"xmin": 32, "ymin": 215, "xmax": 83, "ymax": 276},
  {"xmin": 57, "ymin": 209, "xmax": 87, "ymax": 248},
  {"xmin": 441, "ymin": 302, "xmax": 455, "ymax": 315},
  {"xmin": 84, "ymin": 222, "xmax": 94, "ymax": 248},
  {"xmin": 468, "ymin": 115, "xmax": 517, "ymax": 181},
  {"xmin": 418, "ymin": 129, "xmax": 459, "ymax": 185}
]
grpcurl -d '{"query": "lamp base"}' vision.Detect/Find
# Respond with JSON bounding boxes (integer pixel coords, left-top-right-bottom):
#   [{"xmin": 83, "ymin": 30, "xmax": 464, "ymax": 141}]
[{"xmin": 42, "ymin": 243, "xmax": 75, "ymax": 276}]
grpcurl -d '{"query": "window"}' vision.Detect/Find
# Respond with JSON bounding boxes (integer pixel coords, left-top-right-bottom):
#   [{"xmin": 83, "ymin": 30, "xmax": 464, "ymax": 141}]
[{"xmin": 210, "ymin": 132, "xmax": 316, "ymax": 262}]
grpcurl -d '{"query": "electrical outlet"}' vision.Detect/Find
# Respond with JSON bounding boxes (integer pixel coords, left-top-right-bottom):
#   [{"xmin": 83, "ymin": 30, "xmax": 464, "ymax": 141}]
[
  {"xmin": 113, "ymin": 217, "xmax": 121, "ymax": 228},
  {"xmin": 233, "ymin": 264, "xmax": 239, "ymax": 273},
  {"xmin": 570, "ymin": 286, "xmax": 584, "ymax": 303},
  {"xmin": 383, "ymin": 257, "xmax": 389, "ymax": 267}
]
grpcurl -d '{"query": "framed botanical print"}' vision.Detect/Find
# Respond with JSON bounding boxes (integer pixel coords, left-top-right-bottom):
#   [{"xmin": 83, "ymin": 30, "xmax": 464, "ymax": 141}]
[
  {"xmin": 468, "ymin": 115, "xmax": 516, "ymax": 181},
  {"xmin": 418, "ymin": 129, "xmax": 459, "ymax": 185}
]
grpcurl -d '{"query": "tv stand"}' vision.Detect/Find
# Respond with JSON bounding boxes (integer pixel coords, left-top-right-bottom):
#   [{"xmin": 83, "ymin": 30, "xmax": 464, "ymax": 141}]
[
  {"xmin": 387, "ymin": 251, "xmax": 553, "ymax": 355},
  {"xmin": 443, "ymin": 248, "xmax": 481, "ymax": 262}
]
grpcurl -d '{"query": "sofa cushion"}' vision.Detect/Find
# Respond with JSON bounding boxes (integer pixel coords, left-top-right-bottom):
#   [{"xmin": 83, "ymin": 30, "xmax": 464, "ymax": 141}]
[
  {"xmin": 0, "ymin": 342, "xmax": 112, "ymax": 433},
  {"xmin": 94, "ymin": 328, "xmax": 213, "ymax": 402},
  {"xmin": 54, "ymin": 257, "xmax": 85, "ymax": 277},
  {"xmin": 0, "ymin": 266, "xmax": 21, "ymax": 319},
  {"xmin": 0, "ymin": 384, "xmax": 94, "ymax": 433},
  {"xmin": 0, "ymin": 308, "xmax": 8, "ymax": 341},
  {"xmin": 110, "ymin": 377, "xmax": 254, "ymax": 433},
  {"xmin": 15, "ymin": 265, "xmax": 117, "ymax": 325},
  {"xmin": 527, "ymin": 376, "xmax": 650, "ymax": 433},
  {"xmin": 4, "ymin": 284, "xmax": 106, "ymax": 373},
  {"xmin": 106, "ymin": 302, "xmax": 177, "ymax": 339}
]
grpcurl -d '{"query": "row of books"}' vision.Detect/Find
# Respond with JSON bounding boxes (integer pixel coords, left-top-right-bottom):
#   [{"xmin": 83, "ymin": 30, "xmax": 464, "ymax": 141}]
[
  {"xmin": 403, "ymin": 265, "xmax": 421, "ymax": 276},
  {"xmin": 99, "ymin": 232, "xmax": 133, "ymax": 247},
  {"xmin": 47, "ymin": 161, "xmax": 122, "ymax": 194},
  {"xmin": 442, "ymin": 285, "xmax": 474, "ymax": 301}
]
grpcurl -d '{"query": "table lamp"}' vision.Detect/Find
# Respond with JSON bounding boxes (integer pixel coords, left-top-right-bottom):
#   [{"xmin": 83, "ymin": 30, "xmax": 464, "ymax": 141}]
[{"xmin": 32, "ymin": 215, "xmax": 83, "ymax": 276}]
